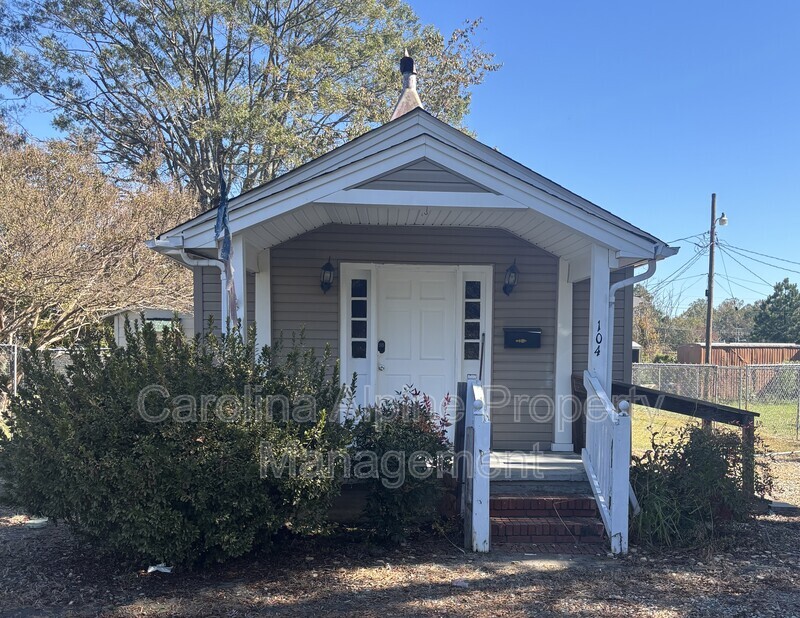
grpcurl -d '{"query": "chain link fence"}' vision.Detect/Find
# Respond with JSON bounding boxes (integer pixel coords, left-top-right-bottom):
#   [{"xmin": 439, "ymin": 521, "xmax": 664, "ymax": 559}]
[
  {"xmin": 633, "ymin": 363, "xmax": 800, "ymax": 445},
  {"xmin": 0, "ymin": 344, "xmax": 18, "ymax": 393},
  {"xmin": 0, "ymin": 346, "xmax": 100, "ymax": 417}
]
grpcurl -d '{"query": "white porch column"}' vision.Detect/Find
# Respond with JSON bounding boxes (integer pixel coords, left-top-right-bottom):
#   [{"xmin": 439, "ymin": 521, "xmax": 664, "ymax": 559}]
[
  {"xmin": 231, "ymin": 234, "xmax": 248, "ymax": 330},
  {"xmin": 552, "ymin": 258, "xmax": 574, "ymax": 452},
  {"xmin": 255, "ymin": 249, "xmax": 272, "ymax": 350},
  {"xmin": 588, "ymin": 245, "xmax": 612, "ymax": 394}
]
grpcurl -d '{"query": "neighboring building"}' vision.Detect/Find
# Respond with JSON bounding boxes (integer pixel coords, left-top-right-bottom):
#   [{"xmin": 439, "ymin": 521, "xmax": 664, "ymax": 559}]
[
  {"xmin": 108, "ymin": 309, "xmax": 194, "ymax": 347},
  {"xmin": 632, "ymin": 341, "xmax": 642, "ymax": 363},
  {"xmin": 148, "ymin": 55, "xmax": 677, "ymax": 452},
  {"xmin": 677, "ymin": 342, "xmax": 800, "ymax": 366}
]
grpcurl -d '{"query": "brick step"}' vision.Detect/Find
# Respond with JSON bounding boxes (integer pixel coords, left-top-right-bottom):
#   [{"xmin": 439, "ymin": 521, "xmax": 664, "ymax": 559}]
[
  {"xmin": 490, "ymin": 495, "xmax": 598, "ymax": 518},
  {"xmin": 490, "ymin": 542, "xmax": 608, "ymax": 556},
  {"xmin": 491, "ymin": 516, "xmax": 605, "ymax": 544}
]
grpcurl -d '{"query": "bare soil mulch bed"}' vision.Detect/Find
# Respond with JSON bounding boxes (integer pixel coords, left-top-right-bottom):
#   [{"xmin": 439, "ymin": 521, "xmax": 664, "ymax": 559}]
[{"xmin": 1, "ymin": 458, "xmax": 799, "ymax": 617}]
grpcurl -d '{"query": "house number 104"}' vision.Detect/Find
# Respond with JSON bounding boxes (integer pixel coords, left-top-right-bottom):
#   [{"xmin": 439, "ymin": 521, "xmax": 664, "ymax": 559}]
[{"xmin": 594, "ymin": 320, "xmax": 603, "ymax": 356}]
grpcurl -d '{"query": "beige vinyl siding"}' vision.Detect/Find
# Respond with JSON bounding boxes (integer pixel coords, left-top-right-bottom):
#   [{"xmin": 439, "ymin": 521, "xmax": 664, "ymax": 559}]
[
  {"xmin": 270, "ymin": 224, "xmax": 558, "ymax": 450},
  {"xmin": 194, "ymin": 266, "xmax": 221, "ymax": 335},
  {"xmin": 247, "ymin": 272, "xmax": 256, "ymax": 326},
  {"xmin": 572, "ymin": 268, "xmax": 633, "ymax": 383},
  {"xmin": 356, "ymin": 159, "xmax": 490, "ymax": 193},
  {"xmin": 193, "ymin": 267, "xmax": 255, "ymax": 335},
  {"xmin": 192, "ymin": 224, "xmax": 636, "ymax": 449}
]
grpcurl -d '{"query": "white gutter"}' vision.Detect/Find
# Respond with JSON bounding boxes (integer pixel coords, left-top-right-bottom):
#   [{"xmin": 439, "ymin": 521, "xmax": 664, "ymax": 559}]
[
  {"xmin": 606, "ymin": 251, "xmax": 659, "ymax": 383},
  {"xmin": 610, "ymin": 259, "xmax": 657, "ymax": 300},
  {"xmin": 145, "ymin": 238, "xmax": 230, "ymax": 326}
]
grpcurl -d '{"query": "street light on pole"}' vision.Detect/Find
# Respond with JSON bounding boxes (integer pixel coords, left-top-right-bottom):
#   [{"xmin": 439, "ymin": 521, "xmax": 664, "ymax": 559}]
[{"xmin": 704, "ymin": 193, "xmax": 727, "ymax": 425}]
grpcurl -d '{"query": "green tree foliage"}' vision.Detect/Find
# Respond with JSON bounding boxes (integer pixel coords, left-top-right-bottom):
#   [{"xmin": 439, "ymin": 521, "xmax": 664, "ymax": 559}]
[
  {"xmin": 751, "ymin": 278, "xmax": 800, "ymax": 343},
  {"xmin": 0, "ymin": 126, "xmax": 197, "ymax": 347},
  {"xmin": 0, "ymin": 324, "xmax": 350, "ymax": 565},
  {"xmin": 631, "ymin": 425, "xmax": 772, "ymax": 548},
  {"xmin": 635, "ymin": 284, "xmax": 763, "ymax": 359},
  {"xmin": 668, "ymin": 298, "xmax": 707, "ymax": 348},
  {"xmin": 715, "ymin": 298, "xmax": 756, "ymax": 343},
  {"xmin": 633, "ymin": 284, "xmax": 667, "ymax": 361},
  {"xmin": 1, "ymin": 0, "xmax": 499, "ymax": 208},
  {"xmin": 350, "ymin": 387, "xmax": 452, "ymax": 541}
]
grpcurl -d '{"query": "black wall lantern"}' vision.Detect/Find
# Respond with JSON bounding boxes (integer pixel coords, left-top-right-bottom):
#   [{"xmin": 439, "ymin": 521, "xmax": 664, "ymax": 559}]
[
  {"xmin": 320, "ymin": 257, "xmax": 335, "ymax": 293},
  {"xmin": 502, "ymin": 259, "xmax": 519, "ymax": 296}
]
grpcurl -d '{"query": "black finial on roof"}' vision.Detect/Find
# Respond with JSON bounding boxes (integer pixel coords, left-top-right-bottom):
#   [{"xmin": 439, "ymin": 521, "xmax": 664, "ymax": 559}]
[
  {"xmin": 400, "ymin": 48, "xmax": 415, "ymax": 74},
  {"xmin": 390, "ymin": 48, "xmax": 422, "ymax": 121}
]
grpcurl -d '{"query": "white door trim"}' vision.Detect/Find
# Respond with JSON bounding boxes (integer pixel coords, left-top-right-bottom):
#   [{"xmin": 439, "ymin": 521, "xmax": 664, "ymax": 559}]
[{"xmin": 339, "ymin": 262, "xmax": 494, "ymax": 412}]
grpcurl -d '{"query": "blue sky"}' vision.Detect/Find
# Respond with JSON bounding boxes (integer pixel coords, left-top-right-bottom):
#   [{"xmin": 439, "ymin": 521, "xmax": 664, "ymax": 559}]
[
  {"xmin": 408, "ymin": 0, "xmax": 800, "ymax": 312},
  {"xmin": 8, "ymin": 1, "xmax": 800, "ymax": 313}
]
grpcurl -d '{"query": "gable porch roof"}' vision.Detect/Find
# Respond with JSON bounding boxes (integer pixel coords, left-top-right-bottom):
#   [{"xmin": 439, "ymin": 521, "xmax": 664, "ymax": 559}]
[{"xmin": 153, "ymin": 108, "xmax": 677, "ymax": 269}]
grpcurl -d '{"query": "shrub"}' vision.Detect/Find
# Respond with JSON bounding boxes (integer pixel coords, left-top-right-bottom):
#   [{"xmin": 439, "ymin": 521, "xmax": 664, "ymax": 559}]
[
  {"xmin": 349, "ymin": 387, "xmax": 453, "ymax": 541},
  {"xmin": 0, "ymin": 322, "xmax": 350, "ymax": 565},
  {"xmin": 630, "ymin": 424, "xmax": 773, "ymax": 547}
]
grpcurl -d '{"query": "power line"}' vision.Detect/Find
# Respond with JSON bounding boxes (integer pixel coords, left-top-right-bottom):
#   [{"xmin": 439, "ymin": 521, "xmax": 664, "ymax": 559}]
[
  {"xmin": 721, "ymin": 242, "xmax": 800, "ymax": 268},
  {"xmin": 721, "ymin": 243, "xmax": 800, "ymax": 278},
  {"xmin": 667, "ymin": 232, "xmax": 707, "ymax": 245},
  {"xmin": 725, "ymin": 274, "xmax": 774, "ymax": 288},
  {"xmin": 662, "ymin": 272, "xmax": 708, "ymax": 285},
  {"xmin": 648, "ymin": 248, "xmax": 706, "ymax": 296},
  {"xmin": 715, "ymin": 274, "xmax": 763, "ymax": 297},
  {"xmin": 717, "ymin": 245, "xmax": 776, "ymax": 287},
  {"xmin": 717, "ymin": 248, "xmax": 736, "ymax": 299}
]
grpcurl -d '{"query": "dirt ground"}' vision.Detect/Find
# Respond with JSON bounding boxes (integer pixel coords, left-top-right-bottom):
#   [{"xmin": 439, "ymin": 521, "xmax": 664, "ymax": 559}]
[{"xmin": 1, "ymin": 457, "xmax": 799, "ymax": 618}]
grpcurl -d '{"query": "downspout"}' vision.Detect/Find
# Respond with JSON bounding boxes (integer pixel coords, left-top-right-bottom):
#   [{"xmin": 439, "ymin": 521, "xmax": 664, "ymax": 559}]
[
  {"xmin": 606, "ymin": 255, "xmax": 658, "ymax": 389},
  {"xmin": 605, "ymin": 253, "xmax": 658, "ymax": 520},
  {"xmin": 145, "ymin": 239, "xmax": 229, "ymax": 326}
]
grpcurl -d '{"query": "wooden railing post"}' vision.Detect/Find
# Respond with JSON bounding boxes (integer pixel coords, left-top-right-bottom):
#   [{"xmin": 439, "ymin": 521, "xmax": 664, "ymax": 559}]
[
  {"xmin": 464, "ymin": 379, "xmax": 490, "ymax": 552},
  {"xmin": 742, "ymin": 422, "xmax": 755, "ymax": 498},
  {"xmin": 610, "ymin": 401, "xmax": 631, "ymax": 554}
]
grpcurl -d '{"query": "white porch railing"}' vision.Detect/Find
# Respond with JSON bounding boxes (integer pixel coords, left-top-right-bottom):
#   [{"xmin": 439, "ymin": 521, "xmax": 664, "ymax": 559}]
[
  {"xmin": 581, "ymin": 370, "xmax": 632, "ymax": 554},
  {"xmin": 463, "ymin": 378, "xmax": 491, "ymax": 552}
]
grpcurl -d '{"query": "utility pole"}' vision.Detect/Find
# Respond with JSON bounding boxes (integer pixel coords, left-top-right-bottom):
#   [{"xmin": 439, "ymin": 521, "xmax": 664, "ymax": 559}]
[
  {"xmin": 704, "ymin": 193, "xmax": 727, "ymax": 426},
  {"xmin": 704, "ymin": 193, "xmax": 717, "ymax": 369}
]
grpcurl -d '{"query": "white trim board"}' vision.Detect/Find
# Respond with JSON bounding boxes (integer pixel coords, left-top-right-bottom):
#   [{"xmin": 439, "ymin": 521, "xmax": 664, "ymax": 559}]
[{"xmin": 338, "ymin": 263, "xmax": 493, "ymax": 421}]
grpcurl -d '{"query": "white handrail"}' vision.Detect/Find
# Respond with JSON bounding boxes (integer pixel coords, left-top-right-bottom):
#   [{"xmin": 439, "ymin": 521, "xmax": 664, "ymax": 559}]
[
  {"xmin": 582, "ymin": 370, "xmax": 631, "ymax": 554},
  {"xmin": 464, "ymin": 378, "xmax": 490, "ymax": 552}
]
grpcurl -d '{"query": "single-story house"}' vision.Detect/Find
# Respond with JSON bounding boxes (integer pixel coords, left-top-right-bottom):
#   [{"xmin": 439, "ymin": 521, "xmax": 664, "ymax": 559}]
[
  {"xmin": 148, "ymin": 54, "xmax": 678, "ymax": 553},
  {"xmin": 148, "ymin": 54, "xmax": 676, "ymax": 452},
  {"xmin": 632, "ymin": 341, "xmax": 642, "ymax": 363},
  {"xmin": 108, "ymin": 309, "xmax": 194, "ymax": 347}
]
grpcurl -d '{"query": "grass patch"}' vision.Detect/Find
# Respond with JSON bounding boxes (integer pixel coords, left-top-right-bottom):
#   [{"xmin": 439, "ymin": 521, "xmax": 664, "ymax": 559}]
[{"xmin": 631, "ymin": 402, "xmax": 800, "ymax": 454}]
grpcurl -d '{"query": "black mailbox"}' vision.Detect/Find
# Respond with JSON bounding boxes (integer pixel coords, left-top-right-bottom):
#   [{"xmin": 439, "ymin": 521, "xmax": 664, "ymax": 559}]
[{"xmin": 503, "ymin": 328, "xmax": 542, "ymax": 349}]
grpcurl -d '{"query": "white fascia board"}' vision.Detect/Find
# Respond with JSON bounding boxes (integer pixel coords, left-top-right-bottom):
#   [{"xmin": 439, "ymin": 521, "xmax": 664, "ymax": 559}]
[
  {"xmin": 417, "ymin": 140, "xmax": 663, "ymax": 258},
  {"xmin": 176, "ymin": 114, "xmax": 669, "ymax": 258},
  {"xmin": 181, "ymin": 135, "xmax": 432, "ymax": 247},
  {"xmin": 227, "ymin": 115, "xmax": 428, "ymax": 211},
  {"xmin": 159, "ymin": 113, "xmax": 429, "ymax": 242},
  {"xmin": 313, "ymin": 188, "xmax": 524, "ymax": 209},
  {"xmin": 416, "ymin": 114, "xmax": 667, "ymax": 247}
]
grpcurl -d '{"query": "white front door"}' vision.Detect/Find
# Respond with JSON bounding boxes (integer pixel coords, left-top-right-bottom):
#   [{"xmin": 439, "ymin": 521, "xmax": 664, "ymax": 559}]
[{"xmin": 375, "ymin": 266, "xmax": 457, "ymax": 414}]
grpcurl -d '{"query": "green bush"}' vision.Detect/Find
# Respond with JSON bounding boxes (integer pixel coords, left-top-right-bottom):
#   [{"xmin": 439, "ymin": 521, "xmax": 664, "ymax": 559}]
[
  {"xmin": 350, "ymin": 387, "xmax": 453, "ymax": 541},
  {"xmin": 0, "ymin": 322, "xmax": 350, "ymax": 565},
  {"xmin": 630, "ymin": 424, "xmax": 773, "ymax": 547}
]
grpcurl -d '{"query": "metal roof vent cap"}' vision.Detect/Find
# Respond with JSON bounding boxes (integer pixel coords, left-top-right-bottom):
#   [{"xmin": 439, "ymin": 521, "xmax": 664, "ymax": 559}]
[{"xmin": 390, "ymin": 49, "xmax": 423, "ymax": 121}]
